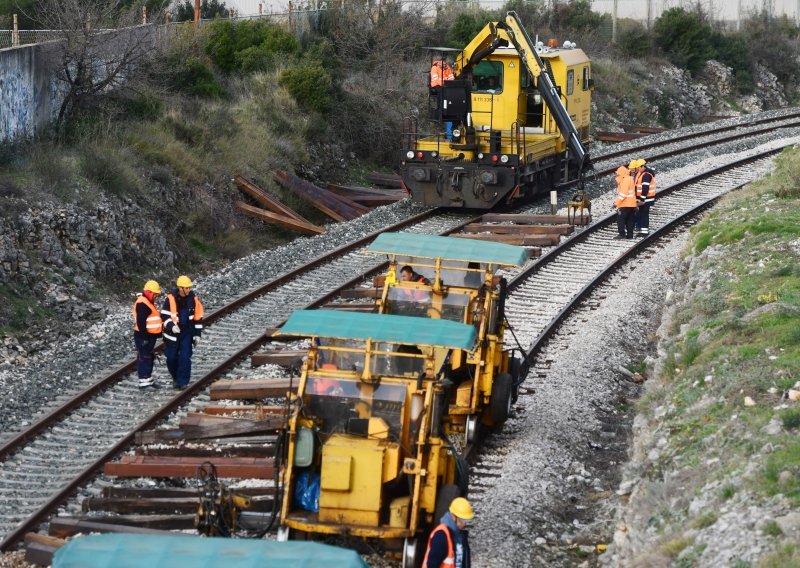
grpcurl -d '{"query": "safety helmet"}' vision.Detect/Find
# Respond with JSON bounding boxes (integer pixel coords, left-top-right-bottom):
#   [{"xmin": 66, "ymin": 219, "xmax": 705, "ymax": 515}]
[
  {"xmin": 144, "ymin": 280, "xmax": 161, "ymax": 294},
  {"xmin": 176, "ymin": 275, "xmax": 193, "ymax": 288},
  {"xmin": 628, "ymin": 159, "xmax": 639, "ymax": 169},
  {"xmin": 638, "ymin": 158, "xmax": 647, "ymax": 167},
  {"xmin": 449, "ymin": 497, "xmax": 474, "ymax": 520}
]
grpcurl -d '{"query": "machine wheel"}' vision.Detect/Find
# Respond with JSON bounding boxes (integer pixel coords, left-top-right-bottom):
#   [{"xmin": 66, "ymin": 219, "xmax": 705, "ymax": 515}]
[
  {"xmin": 509, "ymin": 356, "xmax": 523, "ymax": 403},
  {"xmin": 276, "ymin": 525, "xmax": 290, "ymax": 542},
  {"xmin": 402, "ymin": 537, "xmax": 419, "ymax": 568},
  {"xmin": 489, "ymin": 373, "xmax": 513, "ymax": 424},
  {"xmin": 434, "ymin": 484, "xmax": 461, "ymax": 525},
  {"xmin": 464, "ymin": 414, "xmax": 478, "ymax": 444}
]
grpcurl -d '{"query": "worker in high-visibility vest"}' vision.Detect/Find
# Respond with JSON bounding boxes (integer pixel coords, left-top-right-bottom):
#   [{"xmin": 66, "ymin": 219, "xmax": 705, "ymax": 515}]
[
  {"xmin": 423, "ymin": 497, "xmax": 473, "ymax": 568},
  {"xmin": 430, "ymin": 60, "xmax": 455, "ymax": 88},
  {"xmin": 133, "ymin": 280, "xmax": 163, "ymax": 389},
  {"xmin": 614, "ymin": 164, "xmax": 637, "ymax": 239},
  {"xmin": 632, "ymin": 158, "xmax": 656, "ymax": 236}
]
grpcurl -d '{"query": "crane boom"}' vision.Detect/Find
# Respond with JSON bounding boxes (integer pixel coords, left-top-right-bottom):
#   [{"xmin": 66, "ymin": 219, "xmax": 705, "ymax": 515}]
[{"xmin": 501, "ymin": 11, "xmax": 590, "ymax": 171}]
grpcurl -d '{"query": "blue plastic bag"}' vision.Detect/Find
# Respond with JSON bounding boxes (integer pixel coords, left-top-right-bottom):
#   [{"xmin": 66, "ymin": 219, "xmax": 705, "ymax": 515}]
[{"xmin": 294, "ymin": 470, "xmax": 320, "ymax": 512}]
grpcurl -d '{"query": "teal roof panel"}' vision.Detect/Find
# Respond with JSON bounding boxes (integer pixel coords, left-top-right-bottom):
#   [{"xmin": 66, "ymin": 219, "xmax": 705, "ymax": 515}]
[
  {"xmin": 53, "ymin": 533, "xmax": 369, "ymax": 568},
  {"xmin": 367, "ymin": 232, "xmax": 528, "ymax": 266},
  {"xmin": 279, "ymin": 310, "xmax": 477, "ymax": 351}
]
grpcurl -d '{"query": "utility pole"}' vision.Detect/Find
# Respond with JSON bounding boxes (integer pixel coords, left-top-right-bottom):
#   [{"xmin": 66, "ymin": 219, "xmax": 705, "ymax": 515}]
[
  {"xmin": 646, "ymin": 0, "xmax": 652, "ymax": 30},
  {"xmin": 194, "ymin": 0, "xmax": 200, "ymax": 30},
  {"xmin": 611, "ymin": 0, "xmax": 617, "ymax": 44}
]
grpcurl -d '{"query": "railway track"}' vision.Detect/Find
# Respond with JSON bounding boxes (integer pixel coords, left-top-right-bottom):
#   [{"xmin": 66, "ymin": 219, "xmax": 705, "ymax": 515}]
[{"xmin": 0, "ymin": 117, "xmax": 797, "ymax": 558}]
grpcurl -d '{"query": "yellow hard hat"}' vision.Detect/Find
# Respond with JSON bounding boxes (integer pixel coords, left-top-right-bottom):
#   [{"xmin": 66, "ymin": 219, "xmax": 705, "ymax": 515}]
[
  {"xmin": 144, "ymin": 280, "xmax": 161, "ymax": 294},
  {"xmin": 638, "ymin": 158, "xmax": 647, "ymax": 167},
  {"xmin": 176, "ymin": 275, "xmax": 193, "ymax": 288},
  {"xmin": 449, "ymin": 497, "xmax": 474, "ymax": 520},
  {"xmin": 628, "ymin": 159, "xmax": 639, "ymax": 169}
]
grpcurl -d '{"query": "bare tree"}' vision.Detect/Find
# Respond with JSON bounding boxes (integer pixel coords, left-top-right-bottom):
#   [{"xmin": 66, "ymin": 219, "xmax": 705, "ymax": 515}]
[{"xmin": 34, "ymin": 0, "xmax": 165, "ymax": 132}]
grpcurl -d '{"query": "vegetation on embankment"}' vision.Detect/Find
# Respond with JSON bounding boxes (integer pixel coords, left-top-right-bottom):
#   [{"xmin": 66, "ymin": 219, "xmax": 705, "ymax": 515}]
[
  {"xmin": 614, "ymin": 146, "xmax": 800, "ymax": 566},
  {"xmin": 1, "ymin": 1, "xmax": 800, "ymax": 337}
]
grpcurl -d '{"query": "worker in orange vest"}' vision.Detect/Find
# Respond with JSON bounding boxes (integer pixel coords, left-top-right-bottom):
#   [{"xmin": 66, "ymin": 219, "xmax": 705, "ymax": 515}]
[
  {"xmin": 614, "ymin": 164, "xmax": 637, "ymax": 239},
  {"xmin": 430, "ymin": 59, "xmax": 455, "ymax": 88},
  {"xmin": 133, "ymin": 280, "xmax": 163, "ymax": 389},
  {"xmin": 632, "ymin": 158, "xmax": 656, "ymax": 236},
  {"xmin": 423, "ymin": 497, "xmax": 473, "ymax": 568}
]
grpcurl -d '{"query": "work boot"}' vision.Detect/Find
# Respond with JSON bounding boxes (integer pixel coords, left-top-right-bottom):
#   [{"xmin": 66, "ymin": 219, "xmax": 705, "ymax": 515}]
[{"xmin": 139, "ymin": 382, "xmax": 160, "ymax": 390}]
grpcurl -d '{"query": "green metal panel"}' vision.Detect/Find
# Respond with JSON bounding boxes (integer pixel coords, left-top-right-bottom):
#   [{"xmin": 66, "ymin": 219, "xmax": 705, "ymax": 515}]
[
  {"xmin": 367, "ymin": 232, "xmax": 528, "ymax": 266},
  {"xmin": 279, "ymin": 310, "xmax": 477, "ymax": 351},
  {"xmin": 53, "ymin": 533, "xmax": 370, "ymax": 568}
]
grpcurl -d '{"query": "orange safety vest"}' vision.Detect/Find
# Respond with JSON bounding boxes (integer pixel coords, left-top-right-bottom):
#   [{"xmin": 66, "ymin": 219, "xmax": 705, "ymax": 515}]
[
  {"xmin": 430, "ymin": 61, "xmax": 455, "ymax": 88},
  {"xmin": 614, "ymin": 167, "xmax": 637, "ymax": 209},
  {"xmin": 423, "ymin": 523, "xmax": 455, "ymax": 568},
  {"xmin": 163, "ymin": 292, "xmax": 205, "ymax": 333},
  {"xmin": 635, "ymin": 168, "xmax": 656, "ymax": 204},
  {"xmin": 133, "ymin": 295, "xmax": 163, "ymax": 334}
]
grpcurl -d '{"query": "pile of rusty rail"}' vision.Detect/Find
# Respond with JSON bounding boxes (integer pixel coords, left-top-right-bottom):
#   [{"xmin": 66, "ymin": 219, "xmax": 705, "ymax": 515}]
[
  {"xmin": 29, "ymin": 387, "xmax": 294, "ymax": 565},
  {"xmin": 596, "ymin": 124, "xmax": 668, "ymax": 143},
  {"xmin": 449, "ymin": 212, "xmax": 593, "ymax": 255},
  {"xmin": 233, "ymin": 171, "xmax": 406, "ymax": 235}
]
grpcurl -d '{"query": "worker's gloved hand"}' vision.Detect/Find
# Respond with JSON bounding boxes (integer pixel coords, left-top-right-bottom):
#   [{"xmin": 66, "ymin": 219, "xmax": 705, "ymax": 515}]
[
  {"xmin": 172, "ymin": 324, "xmax": 181, "ymax": 334},
  {"xmin": 193, "ymin": 336, "xmax": 200, "ymax": 347}
]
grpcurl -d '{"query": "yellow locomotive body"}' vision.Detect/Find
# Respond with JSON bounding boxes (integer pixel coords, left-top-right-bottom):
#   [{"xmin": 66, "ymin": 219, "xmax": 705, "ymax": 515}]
[{"xmin": 401, "ymin": 12, "xmax": 593, "ymax": 208}]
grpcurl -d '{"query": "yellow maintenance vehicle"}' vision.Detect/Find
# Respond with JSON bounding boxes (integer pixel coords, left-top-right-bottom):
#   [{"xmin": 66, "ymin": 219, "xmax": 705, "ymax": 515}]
[
  {"xmin": 366, "ymin": 232, "xmax": 529, "ymax": 443},
  {"xmin": 275, "ymin": 310, "xmax": 478, "ymax": 567},
  {"xmin": 400, "ymin": 10, "xmax": 593, "ymax": 208}
]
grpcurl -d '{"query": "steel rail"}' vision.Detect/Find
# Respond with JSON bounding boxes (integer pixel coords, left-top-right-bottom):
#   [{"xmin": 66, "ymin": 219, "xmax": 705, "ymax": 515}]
[
  {"xmin": 509, "ymin": 146, "xmax": 785, "ymax": 367},
  {"xmin": 0, "ymin": 209, "xmax": 442, "ymax": 465},
  {"xmin": 593, "ymin": 111, "xmax": 800, "ymax": 164}
]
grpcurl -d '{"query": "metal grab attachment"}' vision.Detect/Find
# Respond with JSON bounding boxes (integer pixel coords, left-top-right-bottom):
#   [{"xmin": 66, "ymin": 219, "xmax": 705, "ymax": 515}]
[
  {"xmin": 195, "ymin": 461, "xmax": 252, "ymax": 537},
  {"xmin": 567, "ymin": 186, "xmax": 592, "ymax": 226}
]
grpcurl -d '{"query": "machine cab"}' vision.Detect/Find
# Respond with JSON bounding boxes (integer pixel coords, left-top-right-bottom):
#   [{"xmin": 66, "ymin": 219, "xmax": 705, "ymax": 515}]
[
  {"xmin": 276, "ymin": 310, "xmax": 478, "ymax": 561},
  {"xmin": 366, "ymin": 233, "xmax": 529, "ymax": 441}
]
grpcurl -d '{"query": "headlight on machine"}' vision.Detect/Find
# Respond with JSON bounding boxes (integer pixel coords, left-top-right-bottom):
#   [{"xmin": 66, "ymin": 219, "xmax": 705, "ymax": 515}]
[
  {"xmin": 412, "ymin": 167, "xmax": 430, "ymax": 182},
  {"xmin": 479, "ymin": 170, "xmax": 497, "ymax": 184},
  {"xmin": 452, "ymin": 128, "xmax": 461, "ymax": 139},
  {"xmin": 406, "ymin": 151, "xmax": 415, "ymax": 159},
  {"xmin": 477, "ymin": 153, "xmax": 484, "ymax": 159},
  {"xmin": 500, "ymin": 154, "xmax": 509, "ymax": 163}
]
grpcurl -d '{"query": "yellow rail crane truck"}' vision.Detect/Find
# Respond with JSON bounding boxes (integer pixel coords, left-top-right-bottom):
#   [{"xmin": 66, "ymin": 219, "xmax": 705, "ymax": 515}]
[
  {"xmin": 366, "ymin": 232, "xmax": 529, "ymax": 442},
  {"xmin": 401, "ymin": 11, "xmax": 593, "ymax": 208},
  {"xmin": 275, "ymin": 310, "xmax": 478, "ymax": 567}
]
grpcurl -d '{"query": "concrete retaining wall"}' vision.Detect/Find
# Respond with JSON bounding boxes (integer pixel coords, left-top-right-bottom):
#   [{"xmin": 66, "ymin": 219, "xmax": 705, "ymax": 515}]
[{"xmin": 0, "ymin": 43, "xmax": 60, "ymax": 141}]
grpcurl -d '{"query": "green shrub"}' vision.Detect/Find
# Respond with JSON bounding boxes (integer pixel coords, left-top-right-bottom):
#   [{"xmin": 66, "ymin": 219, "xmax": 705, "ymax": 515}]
[
  {"xmin": 205, "ymin": 19, "xmax": 298, "ymax": 73},
  {"xmin": 80, "ymin": 146, "xmax": 140, "ymax": 196},
  {"xmin": 763, "ymin": 520, "xmax": 784, "ymax": 537},
  {"xmin": 448, "ymin": 12, "xmax": 492, "ymax": 48},
  {"xmin": 653, "ymin": 7, "xmax": 714, "ymax": 74},
  {"xmin": 781, "ymin": 407, "xmax": 800, "ymax": 430},
  {"xmin": 618, "ymin": 23, "xmax": 650, "ymax": 58},
  {"xmin": 169, "ymin": 57, "xmax": 226, "ymax": 98},
  {"xmin": 279, "ymin": 61, "xmax": 333, "ymax": 114},
  {"xmin": 710, "ymin": 31, "xmax": 754, "ymax": 94},
  {"xmin": 721, "ymin": 484, "xmax": 736, "ymax": 500}
]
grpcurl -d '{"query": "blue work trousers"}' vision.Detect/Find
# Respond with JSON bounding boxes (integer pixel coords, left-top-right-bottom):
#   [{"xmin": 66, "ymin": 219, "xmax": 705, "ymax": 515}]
[
  {"xmin": 165, "ymin": 332, "xmax": 194, "ymax": 387},
  {"xmin": 134, "ymin": 333, "xmax": 157, "ymax": 379}
]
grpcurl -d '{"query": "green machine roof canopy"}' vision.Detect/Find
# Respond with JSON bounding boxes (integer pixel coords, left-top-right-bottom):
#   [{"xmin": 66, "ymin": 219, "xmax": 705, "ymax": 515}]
[
  {"xmin": 279, "ymin": 310, "xmax": 478, "ymax": 351},
  {"xmin": 53, "ymin": 533, "xmax": 369, "ymax": 568},
  {"xmin": 367, "ymin": 232, "xmax": 528, "ymax": 267}
]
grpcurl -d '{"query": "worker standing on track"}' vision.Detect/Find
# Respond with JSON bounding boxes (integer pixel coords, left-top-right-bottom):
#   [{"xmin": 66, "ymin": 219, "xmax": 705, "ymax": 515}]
[
  {"xmin": 133, "ymin": 280, "xmax": 163, "ymax": 390},
  {"xmin": 161, "ymin": 275, "xmax": 205, "ymax": 390},
  {"xmin": 423, "ymin": 497, "xmax": 473, "ymax": 568},
  {"xmin": 633, "ymin": 158, "xmax": 656, "ymax": 236},
  {"xmin": 614, "ymin": 164, "xmax": 637, "ymax": 239}
]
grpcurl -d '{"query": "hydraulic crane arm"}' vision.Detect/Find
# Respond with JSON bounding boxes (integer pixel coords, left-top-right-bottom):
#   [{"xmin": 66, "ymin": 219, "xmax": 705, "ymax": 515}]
[{"xmin": 500, "ymin": 11, "xmax": 591, "ymax": 172}]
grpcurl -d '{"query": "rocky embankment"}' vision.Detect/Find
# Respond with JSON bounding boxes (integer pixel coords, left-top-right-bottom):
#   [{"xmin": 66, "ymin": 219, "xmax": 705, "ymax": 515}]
[{"xmin": 606, "ymin": 152, "xmax": 800, "ymax": 566}]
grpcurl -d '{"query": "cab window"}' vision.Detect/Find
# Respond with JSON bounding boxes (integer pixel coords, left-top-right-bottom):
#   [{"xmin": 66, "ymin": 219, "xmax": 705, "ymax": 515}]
[
  {"xmin": 582, "ymin": 66, "xmax": 590, "ymax": 91},
  {"xmin": 566, "ymin": 69, "xmax": 574, "ymax": 96},
  {"xmin": 472, "ymin": 60, "xmax": 503, "ymax": 93}
]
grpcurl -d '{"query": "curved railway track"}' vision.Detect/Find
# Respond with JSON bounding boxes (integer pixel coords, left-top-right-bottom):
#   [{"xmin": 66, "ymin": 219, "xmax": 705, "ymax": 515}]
[{"xmin": 0, "ymin": 116, "xmax": 797, "ymax": 555}]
